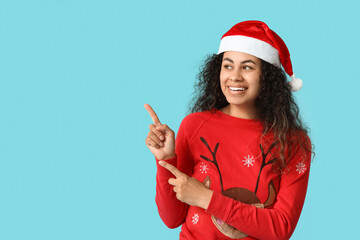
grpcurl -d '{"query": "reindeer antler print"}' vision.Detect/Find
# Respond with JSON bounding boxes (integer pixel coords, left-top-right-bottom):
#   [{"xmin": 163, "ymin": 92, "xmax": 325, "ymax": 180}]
[
  {"xmin": 200, "ymin": 137, "xmax": 224, "ymax": 192},
  {"xmin": 254, "ymin": 142, "xmax": 279, "ymax": 194},
  {"xmin": 199, "ymin": 138, "xmax": 279, "ymax": 239}
]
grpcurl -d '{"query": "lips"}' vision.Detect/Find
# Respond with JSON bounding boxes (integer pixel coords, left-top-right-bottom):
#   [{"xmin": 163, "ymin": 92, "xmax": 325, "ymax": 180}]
[
  {"xmin": 229, "ymin": 86, "xmax": 246, "ymax": 91},
  {"xmin": 227, "ymin": 86, "xmax": 248, "ymax": 94}
]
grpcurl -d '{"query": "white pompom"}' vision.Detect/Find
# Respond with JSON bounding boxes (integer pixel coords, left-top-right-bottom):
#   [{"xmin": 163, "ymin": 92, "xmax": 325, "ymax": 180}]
[{"xmin": 289, "ymin": 74, "xmax": 302, "ymax": 92}]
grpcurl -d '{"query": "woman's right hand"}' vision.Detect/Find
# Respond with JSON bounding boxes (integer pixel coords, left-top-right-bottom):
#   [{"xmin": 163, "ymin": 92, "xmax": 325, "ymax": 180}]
[{"xmin": 144, "ymin": 104, "xmax": 176, "ymax": 160}]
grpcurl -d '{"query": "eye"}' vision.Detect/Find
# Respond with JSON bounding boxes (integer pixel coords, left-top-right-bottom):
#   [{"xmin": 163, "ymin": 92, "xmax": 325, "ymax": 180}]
[
  {"xmin": 243, "ymin": 66, "xmax": 253, "ymax": 70},
  {"xmin": 223, "ymin": 64, "xmax": 233, "ymax": 70}
]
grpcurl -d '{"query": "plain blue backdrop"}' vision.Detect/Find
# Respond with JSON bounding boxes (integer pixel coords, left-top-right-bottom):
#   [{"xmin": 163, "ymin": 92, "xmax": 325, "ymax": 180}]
[{"xmin": 0, "ymin": 0, "xmax": 359, "ymax": 239}]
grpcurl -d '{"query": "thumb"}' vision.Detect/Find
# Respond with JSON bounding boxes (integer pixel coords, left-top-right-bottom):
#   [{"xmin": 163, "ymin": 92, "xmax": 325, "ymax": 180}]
[{"xmin": 156, "ymin": 124, "xmax": 174, "ymax": 136}]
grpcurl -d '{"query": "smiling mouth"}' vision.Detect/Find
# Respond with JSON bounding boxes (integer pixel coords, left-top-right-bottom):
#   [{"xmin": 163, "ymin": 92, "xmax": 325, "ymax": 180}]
[{"xmin": 228, "ymin": 86, "xmax": 248, "ymax": 92}]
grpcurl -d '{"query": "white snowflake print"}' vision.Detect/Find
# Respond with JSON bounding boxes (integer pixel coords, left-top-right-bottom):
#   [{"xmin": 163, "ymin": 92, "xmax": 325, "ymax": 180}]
[
  {"xmin": 242, "ymin": 155, "xmax": 255, "ymax": 167},
  {"xmin": 199, "ymin": 162, "xmax": 209, "ymax": 174},
  {"xmin": 192, "ymin": 213, "xmax": 199, "ymax": 225},
  {"xmin": 296, "ymin": 162, "xmax": 306, "ymax": 174}
]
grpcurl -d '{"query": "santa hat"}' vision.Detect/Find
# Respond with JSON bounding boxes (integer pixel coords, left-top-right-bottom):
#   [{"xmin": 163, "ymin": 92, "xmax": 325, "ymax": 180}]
[{"xmin": 218, "ymin": 21, "xmax": 302, "ymax": 92}]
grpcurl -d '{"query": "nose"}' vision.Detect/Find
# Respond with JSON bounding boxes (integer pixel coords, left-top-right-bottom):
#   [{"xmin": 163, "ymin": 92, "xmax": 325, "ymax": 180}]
[{"xmin": 229, "ymin": 68, "xmax": 244, "ymax": 82}]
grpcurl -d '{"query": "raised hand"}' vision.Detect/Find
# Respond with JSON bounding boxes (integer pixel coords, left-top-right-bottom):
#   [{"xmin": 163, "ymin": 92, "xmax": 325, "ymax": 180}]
[
  {"xmin": 144, "ymin": 104, "xmax": 176, "ymax": 160},
  {"xmin": 158, "ymin": 160, "xmax": 213, "ymax": 209}
]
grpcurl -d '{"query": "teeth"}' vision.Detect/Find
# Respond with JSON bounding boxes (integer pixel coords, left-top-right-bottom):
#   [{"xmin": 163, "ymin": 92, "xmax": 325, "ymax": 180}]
[{"xmin": 229, "ymin": 87, "xmax": 246, "ymax": 91}]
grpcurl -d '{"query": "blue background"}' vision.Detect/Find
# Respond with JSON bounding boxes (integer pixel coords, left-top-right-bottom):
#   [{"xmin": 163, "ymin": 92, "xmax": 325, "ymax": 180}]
[{"xmin": 0, "ymin": 0, "xmax": 359, "ymax": 239}]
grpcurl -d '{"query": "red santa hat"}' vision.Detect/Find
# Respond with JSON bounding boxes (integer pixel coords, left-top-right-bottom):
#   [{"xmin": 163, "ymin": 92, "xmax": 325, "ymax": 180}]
[{"xmin": 218, "ymin": 20, "xmax": 302, "ymax": 92}]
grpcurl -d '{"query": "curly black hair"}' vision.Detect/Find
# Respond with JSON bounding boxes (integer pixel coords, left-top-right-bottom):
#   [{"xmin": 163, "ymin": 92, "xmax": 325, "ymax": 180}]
[
  {"xmin": 189, "ymin": 53, "xmax": 312, "ymax": 172},
  {"xmin": 190, "ymin": 53, "xmax": 226, "ymax": 113}
]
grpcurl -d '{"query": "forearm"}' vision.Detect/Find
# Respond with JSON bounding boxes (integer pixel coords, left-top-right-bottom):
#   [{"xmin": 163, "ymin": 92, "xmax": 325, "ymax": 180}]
[
  {"xmin": 206, "ymin": 191, "xmax": 297, "ymax": 240},
  {"xmin": 155, "ymin": 157, "xmax": 188, "ymax": 228}
]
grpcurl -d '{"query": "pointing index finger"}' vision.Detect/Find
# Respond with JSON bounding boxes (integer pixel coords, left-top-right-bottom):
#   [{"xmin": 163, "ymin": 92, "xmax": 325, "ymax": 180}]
[
  {"xmin": 159, "ymin": 161, "xmax": 182, "ymax": 178},
  {"xmin": 144, "ymin": 104, "xmax": 161, "ymax": 124}
]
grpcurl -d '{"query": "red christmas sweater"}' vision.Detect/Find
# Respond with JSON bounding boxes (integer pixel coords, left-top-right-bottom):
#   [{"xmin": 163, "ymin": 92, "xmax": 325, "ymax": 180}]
[{"xmin": 155, "ymin": 109, "xmax": 311, "ymax": 240}]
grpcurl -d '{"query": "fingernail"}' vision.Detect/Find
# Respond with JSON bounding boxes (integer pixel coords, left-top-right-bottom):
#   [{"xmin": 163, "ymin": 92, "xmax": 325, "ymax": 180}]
[
  {"xmin": 160, "ymin": 135, "xmax": 164, "ymax": 140},
  {"xmin": 159, "ymin": 142, "xmax": 164, "ymax": 147},
  {"xmin": 159, "ymin": 161, "xmax": 164, "ymax": 166}
]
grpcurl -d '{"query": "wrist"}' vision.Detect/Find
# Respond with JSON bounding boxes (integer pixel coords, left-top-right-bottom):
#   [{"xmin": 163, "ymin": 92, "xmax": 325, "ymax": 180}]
[
  {"xmin": 159, "ymin": 153, "xmax": 176, "ymax": 160},
  {"xmin": 199, "ymin": 189, "xmax": 213, "ymax": 210}
]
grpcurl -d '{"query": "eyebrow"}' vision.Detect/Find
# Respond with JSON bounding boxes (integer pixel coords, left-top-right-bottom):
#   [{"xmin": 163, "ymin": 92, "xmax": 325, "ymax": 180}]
[{"xmin": 223, "ymin": 58, "xmax": 256, "ymax": 65}]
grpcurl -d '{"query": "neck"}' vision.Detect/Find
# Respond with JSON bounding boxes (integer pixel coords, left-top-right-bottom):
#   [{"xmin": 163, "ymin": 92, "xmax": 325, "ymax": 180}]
[{"xmin": 221, "ymin": 104, "xmax": 258, "ymax": 119}]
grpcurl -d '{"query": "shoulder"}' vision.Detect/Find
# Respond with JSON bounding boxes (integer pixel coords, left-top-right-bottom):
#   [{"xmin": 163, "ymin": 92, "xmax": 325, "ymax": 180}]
[
  {"xmin": 287, "ymin": 130, "xmax": 313, "ymax": 168},
  {"xmin": 177, "ymin": 110, "xmax": 215, "ymax": 139},
  {"xmin": 180, "ymin": 110, "xmax": 214, "ymax": 130},
  {"xmin": 292, "ymin": 130, "xmax": 312, "ymax": 151},
  {"xmin": 182, "ymin": 110, "xmax": 214, "ymax": 124}
]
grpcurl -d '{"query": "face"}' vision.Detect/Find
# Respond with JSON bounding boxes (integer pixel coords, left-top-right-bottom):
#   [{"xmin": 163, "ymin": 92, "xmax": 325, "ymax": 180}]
[{"xmin": 220, "ymin": 51, "xmax": 262, "ymax": 112}]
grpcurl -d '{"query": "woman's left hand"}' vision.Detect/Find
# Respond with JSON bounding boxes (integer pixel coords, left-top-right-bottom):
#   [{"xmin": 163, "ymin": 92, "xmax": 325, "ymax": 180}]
[{"xmin": 158, "ymin": 160, "xmax": 213, "ymax": 209}]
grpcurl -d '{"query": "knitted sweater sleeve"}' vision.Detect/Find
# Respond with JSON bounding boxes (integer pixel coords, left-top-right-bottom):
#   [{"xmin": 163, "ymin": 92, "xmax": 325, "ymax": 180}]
[
  {"xmin": 206, "ymin": 142, "xmax": 312, "ymax": 240},
  {"xmin": 155, "ymin": 116, "xmax": 195, "ymax": 229}
]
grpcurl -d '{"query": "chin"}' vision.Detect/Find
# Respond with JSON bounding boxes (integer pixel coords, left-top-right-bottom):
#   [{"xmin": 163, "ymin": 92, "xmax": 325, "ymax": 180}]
[{"xmin": 225, "ymin": 98, "xmax": 247, "ymax": 106}]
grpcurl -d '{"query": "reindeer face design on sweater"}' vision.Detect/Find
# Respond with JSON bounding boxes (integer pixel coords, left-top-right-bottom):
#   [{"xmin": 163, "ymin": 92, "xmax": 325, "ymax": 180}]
[{"xmin": 200, "ymin": 137, "xmax": 277, "ymax": 239}]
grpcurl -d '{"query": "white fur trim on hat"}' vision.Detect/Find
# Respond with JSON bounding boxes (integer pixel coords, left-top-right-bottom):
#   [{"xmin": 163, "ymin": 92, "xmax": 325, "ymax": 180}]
[{"xmin": 218, "ymin": 35, "xmax": 281, "ymax": 67}]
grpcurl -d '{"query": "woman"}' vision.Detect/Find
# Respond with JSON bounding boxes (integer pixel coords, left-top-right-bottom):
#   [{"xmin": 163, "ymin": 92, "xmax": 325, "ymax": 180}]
[{"xmin": 145, "ymin": 20, "xmax": 312, "ymax": 240}]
